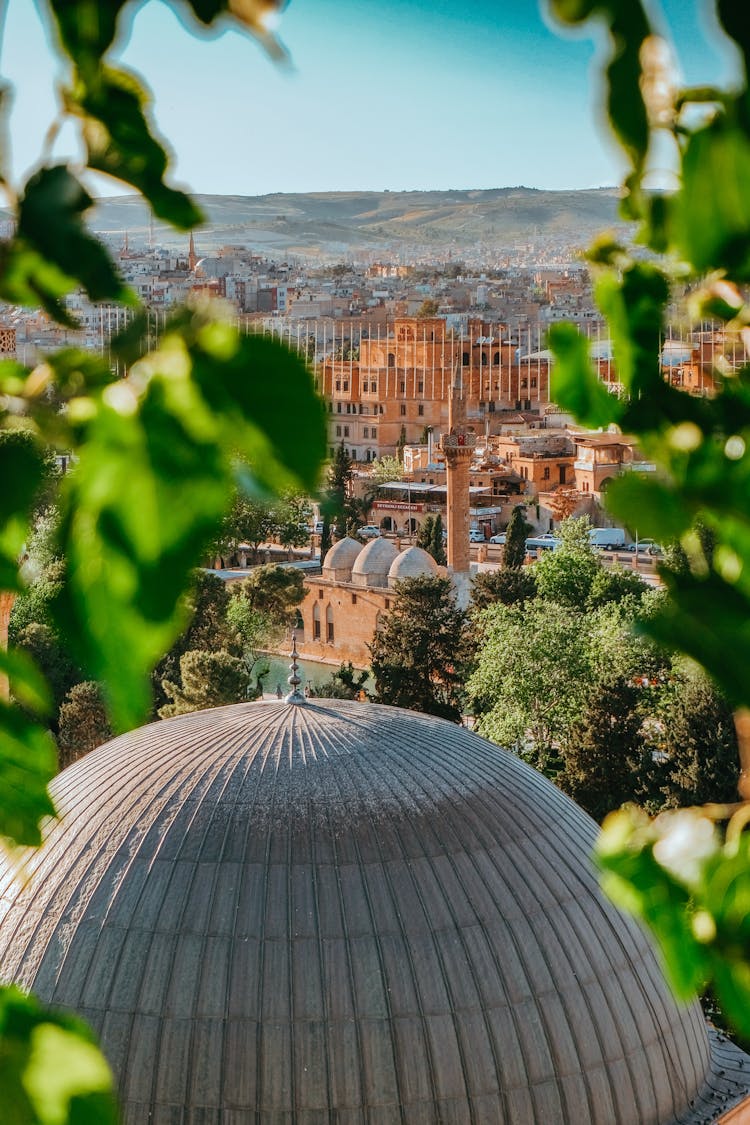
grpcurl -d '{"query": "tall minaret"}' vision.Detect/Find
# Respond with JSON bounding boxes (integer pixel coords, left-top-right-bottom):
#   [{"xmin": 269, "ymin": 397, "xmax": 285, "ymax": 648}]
[
  {"xmin": 441, "ymin": 361, "xmax": 476, "ymax": 605},
  {"xmin": 188, "ymin": 231, "xmax": 197, "ymax": 272}
]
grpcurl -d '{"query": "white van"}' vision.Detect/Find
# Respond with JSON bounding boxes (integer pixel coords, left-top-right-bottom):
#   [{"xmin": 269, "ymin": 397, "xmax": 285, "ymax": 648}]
[{"xmin": 588, "ymin": 527, "xmax": 626, "ymax": 550}]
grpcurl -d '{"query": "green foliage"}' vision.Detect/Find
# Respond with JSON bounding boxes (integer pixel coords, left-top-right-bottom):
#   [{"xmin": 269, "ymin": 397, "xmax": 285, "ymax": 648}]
[
  {"xmin": 557, "ymin": 677, "xmax": 648, "ymax": 823},
  {"xmin": 152, "ymin": 570, "xmax": 233, "ymax": 713},
  {"xmin": 502, "ymin": 504, "xmax": 531, "ymax": 569},
  {"xmin": 470, "ymin": 566, "xmax": 537, "ymax": 610},
  {"xmin": 9, "ymin": 560, "xmax": 66, "ymax": 640},
  {"xmin": 546, "ymin": 0, "xmax": 750, "ymax": 1032},
  {"xmin": 416, "ymin": 514, "xmax": 446, "ymax": 565},
  {"xmin": 369, "ymin": 455, "xmax": 403, "ymax": 486},
  {"xmin": 231, "ymin": 565, "xmax": 304, "ymax": 627},
  {"xmin": 533, "ymin": 516, "xmax": 600, "ymax": 608},
  {"xmin": 160, "ymin": 648, "xmax": 251, "ymax": 717},
  {"xmin": 415, "ymin": 298, "xmax": 439, "ymax": 317},
  {"xmin": 15, "ymin": 624, "xmax": 81, "ymax": 726},
  {"xmin": 323, "ymin": 443, "xmax": 358, "ymax": 536},
  {"xmin": 370, "ymin": 575, "xmax": 469, "ymax": 722},
  {"xmin": 49, "ymin": 311, "xmax": 324, "ymax": 733},
  {"xmin": 596, "ymin": 805, "xmax": 750, "ymax": 1033},
  {"xmin": 0, "ymin": 0, "xmax": 312, "ymax": 1117},
  {"xmin": 273, "ymin": 492, "xmax": 312, "ymax": 552},
  {"xmin": 0, "ymin": 985, "xmax": 117, "ymax": 1125},
  {"xmin": 469, "ymin": 599, "xmax": 590, "ymax": 772},
  {"xmin": 57, "ymin": 682, "xmax": 112, "ymax": 770},
  {"xmin": 650, "ymin": 662, "xmax": 740, "ymax": 811},
  {"xmin": 315, "ymin": 662, "xmax": 369, "ymax": 700}
]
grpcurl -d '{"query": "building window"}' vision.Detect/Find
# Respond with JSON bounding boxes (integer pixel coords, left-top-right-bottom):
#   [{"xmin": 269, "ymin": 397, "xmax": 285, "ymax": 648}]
[
  {"xmin": 418, "ymin": 381, "xmax": 423, "ymax": 392},
  {"xmin": 400, "ymin": 404, "xmax": 406, "ymax": 416},
  {"xmin": 363, "ymin": 427, "xmax": 369, "ymax": 438},
  {"xmin": 344, "ymin": 426, "xmax": 349, "ymax": 437},
  {"xmin": 418, "ymin": 405, "xmax": 424, "ymax": 416},
  {"xmin": 313, "ymin": 603, "xmax": 321, "ymax": 640},
  {"xmin": 400, "ymin": 381, "xmax": 405, "ymax": 393},
  {"xmin": 371, "ymin": 381, "xmax": 378, "ymax": 393},
  {"xmin": 335, "ymin": 380, "xmax": 340, "ymax": 391},
  {"xmin": 493, "ymin": 351, "xmax": 500, "ymax": 364},
  {"xmin": 543, "ymin": 467, "xmax": 550, "ymax": 480},
  {"xmin": 318, "ymin": 588, "xmax": 324, "ymax": 599},
  {"xmin": 531, "ymin": 377, "xmax": 537, "ymax": 389},
  {"xmin": 343, "ymin": 381, "xmax": 349, "ymax": 391},
  {"xmin": 462, "ymin": 352, "xmax": 469, "ymax": 364},
  {"xmin": 388, "ymin": 353, "xmax": 395, "ymax": 367},
  {"xmin": 337, "ymin": 403, "xmax": 342, "ymax": 413},
  {"xmin": 362, "ymin": 381, "xmax": 368, "ymax": 392},
  {"xmin": 351, "ymin": 593, "xmax": 357, "ymax": 605},
  {"xmin": 326, "ymin": 605, "xmax": 334, "ymax": 643},
  {"xmin": 385, "ymin": 599, "xmax": 391, "ymax": 610},
  {"xmin": 336, "ymin": 425, "xmax": 341, "ymax": 437}
]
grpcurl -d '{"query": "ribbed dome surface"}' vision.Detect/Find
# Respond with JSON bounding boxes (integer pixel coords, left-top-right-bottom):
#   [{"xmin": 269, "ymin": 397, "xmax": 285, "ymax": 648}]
[
  {"xmin": 322, "ymin": 536, "xmax": 362, "ymax": 578},
  {"xmin": 0, "ymin": 700, "xmax": 747, "ymax": 1124},
  {"xmin": 387, "ymin": 545, "xmax": 439, "ymax": 586},
  {"xmin": 351, "ymin": 537, "xmax": 399, "ymax": 587}
]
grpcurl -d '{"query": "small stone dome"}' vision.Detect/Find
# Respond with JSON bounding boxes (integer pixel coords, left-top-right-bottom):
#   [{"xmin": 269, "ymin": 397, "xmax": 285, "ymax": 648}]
[
  {"xmin": 387, "ymin": 544, "xmax": 439, "ymax": 587},
  {"xmin": 0, "ymin": 701, "xmax": 748, "ymax": 1123},
  {"xmin": 321, "ymin": 535, "xmax": 362, "ymax": 581},
  {"xmin": 351, "ymin": 536, "xmax": 399, "ymax": 587}
]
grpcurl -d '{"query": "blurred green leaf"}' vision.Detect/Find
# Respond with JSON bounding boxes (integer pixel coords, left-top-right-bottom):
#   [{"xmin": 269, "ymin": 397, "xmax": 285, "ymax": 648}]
[
  {"xmin": 644, "ymin": 572, "xmax": 750, "ymax": 708},
  {"xmin": 0, "ymin": 433, "xmax": 45, "ymax": 590},
  {"xmin": 675, "ymin": 109, "xmax": 750, "ymax": 279},
  {"xmin": 597, "ymin": 827, "xmax": 705, "ymax": 998},
  {"xmin": 717, "ymin": 0, "xmax": 750, "ymax": 74},
  {"xmin": 46, "ymin": 0, "xmax": 127, "ymax": 69},
  {"xmin": 0, "ymin": 167, "xmax": 133, "ymax": 322},
  {"xmin": 0, "ymin": 648, "xmax": 52, "ymax": 718},
  {"xmin": 0, "ymin": 986, "xmax": 117, "ymax": 1125},
  {"xmin": 18, "ymin": 167, "xmax": 130, "ymax": 303},
  {"xmin": 548, "ymin": 0, "xmax": 651, "ymax": 212},
  {"xmin": 549, "ymin": 322, "xmax": 622, "ymax": 427},
  {"xmin": 595, "ymin": 263, "xmax": 669, "ymax": 396},
  {"xmin": 0, "ymin": 705, "xmax": 56, "ymax": 847},
  {"xmin": 66, "ymin": 66, "xmax": 203, "ymax": 229},
  {"xmin": 547, "ymin": 1, "xmax": 598, "ymax": 26},
  {"xmin": 53, "ymin": 373, "xmax": 230, "ymax": 730},
  {"xmin": 605, "ymin": 473, "xmax": 692, "ymax": 539},
  {"xmin": 188, "ymin": 327, "xmax": 327, "ymax": 492},
  {"xmin": 53, "ymin": 316, "xmax": 326, "ymax": 730},
  {"xmin": 0, "ymin": 244, "xmax": 79, "ymax": 328}
]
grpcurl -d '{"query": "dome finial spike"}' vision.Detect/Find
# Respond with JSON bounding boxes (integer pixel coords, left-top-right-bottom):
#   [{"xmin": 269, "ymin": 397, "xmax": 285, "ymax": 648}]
[{"xmin": 285, "ymin": 628, "xmax": 305, "ymax": 705}]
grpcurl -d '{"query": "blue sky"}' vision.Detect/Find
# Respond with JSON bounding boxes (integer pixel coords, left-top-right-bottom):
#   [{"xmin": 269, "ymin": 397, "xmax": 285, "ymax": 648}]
[{"xmin": 0, "ymin": 0, "xmax": 741, "ymax": 197}]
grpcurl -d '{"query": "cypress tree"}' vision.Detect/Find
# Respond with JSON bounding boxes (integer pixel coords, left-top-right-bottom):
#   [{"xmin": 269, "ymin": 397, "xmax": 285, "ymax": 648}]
[{"xmin": 503, "ymin": 505, "xmax": 531, "ymax": 569}]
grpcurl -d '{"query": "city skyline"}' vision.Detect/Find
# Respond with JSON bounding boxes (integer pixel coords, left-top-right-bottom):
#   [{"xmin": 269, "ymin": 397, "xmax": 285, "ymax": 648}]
[{"xmin": 0, "ymin": 0, "xmax": 741, "ymax": 200}]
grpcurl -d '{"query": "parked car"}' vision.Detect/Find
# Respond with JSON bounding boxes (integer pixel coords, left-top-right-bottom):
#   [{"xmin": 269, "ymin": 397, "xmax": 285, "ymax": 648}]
[
  {"xmin": 469, "ymin": 528, "xmax": 486, "ymax": 543},
  {"xmin": 489, "ymin": 533, "xmax": 506, "ymax": 544},
  {"xmin": 525, "ymin": 534, "xmax": 562, "ymax": 554},
  {"xmin": 357, "ymin": 525, "xmax": 381, "ymax": 539},
  {"xmin": 626, "ymin": 538, "xmax": 662, "ymax": 556}
]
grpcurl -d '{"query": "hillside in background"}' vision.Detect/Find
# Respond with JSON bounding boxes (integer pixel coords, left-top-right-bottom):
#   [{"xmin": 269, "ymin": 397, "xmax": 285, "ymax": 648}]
[{"xmin": 90, "ymin": 187, "xmax": 623, "ymax": 260}]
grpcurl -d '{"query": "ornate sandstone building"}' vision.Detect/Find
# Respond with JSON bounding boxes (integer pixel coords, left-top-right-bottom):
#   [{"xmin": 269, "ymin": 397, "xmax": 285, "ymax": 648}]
[{"xmin": 298, "ymin": 364, "xmax": 476, "ymax": 665}]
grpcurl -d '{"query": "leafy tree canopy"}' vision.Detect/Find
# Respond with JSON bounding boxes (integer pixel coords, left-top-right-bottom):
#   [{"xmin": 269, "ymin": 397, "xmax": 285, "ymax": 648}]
[{"xmin": 370, "ymin": 575, "xmax": 469, "ymax": 722}]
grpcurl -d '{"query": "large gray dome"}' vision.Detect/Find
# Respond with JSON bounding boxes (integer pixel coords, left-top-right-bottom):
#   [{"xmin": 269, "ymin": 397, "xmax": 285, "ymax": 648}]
[{"xmin": 0, "ymin": 699, "xmax": 746, "ymax": 1124}]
